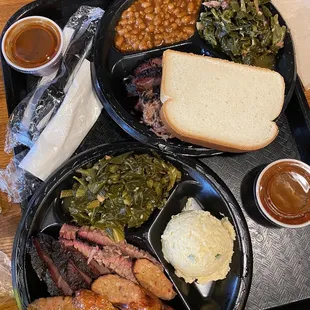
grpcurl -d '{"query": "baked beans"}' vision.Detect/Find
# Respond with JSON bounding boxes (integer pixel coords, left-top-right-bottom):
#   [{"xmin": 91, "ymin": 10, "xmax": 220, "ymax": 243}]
[{"xmin": 114, "ymin": 0, "xmax": 201, "ymax": 52}]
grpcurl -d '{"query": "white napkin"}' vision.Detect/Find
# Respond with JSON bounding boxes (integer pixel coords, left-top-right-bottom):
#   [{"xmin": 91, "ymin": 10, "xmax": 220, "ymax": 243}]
[
  {"xmin": 272, "ymin": 0, "xmax": 310, "ymax": 90},
  {"xmin": 19, "ymin": 59, "xmax": 102, "ymax": 180}
]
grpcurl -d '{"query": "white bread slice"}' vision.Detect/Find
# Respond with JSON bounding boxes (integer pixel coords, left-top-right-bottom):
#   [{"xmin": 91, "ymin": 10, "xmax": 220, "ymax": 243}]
[{"xmin": 160, "ymin": 50, "xmax": 285, "ymax": 152}]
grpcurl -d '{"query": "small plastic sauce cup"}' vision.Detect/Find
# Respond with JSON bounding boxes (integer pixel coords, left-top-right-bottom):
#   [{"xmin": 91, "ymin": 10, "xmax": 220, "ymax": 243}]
[
  {"xmin": 2, "ymin": 16, "xmax": 63, "ymax": 76},
  {"xmin": 255, "ymin": 159, "xmax": 310, "ymax": 228}
]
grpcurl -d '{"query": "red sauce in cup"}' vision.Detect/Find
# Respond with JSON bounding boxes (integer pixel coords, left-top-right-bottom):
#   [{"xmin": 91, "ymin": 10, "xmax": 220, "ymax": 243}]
[{"xmin": 257, "ymin": 160, "xmax": 310, "ymax": 226}]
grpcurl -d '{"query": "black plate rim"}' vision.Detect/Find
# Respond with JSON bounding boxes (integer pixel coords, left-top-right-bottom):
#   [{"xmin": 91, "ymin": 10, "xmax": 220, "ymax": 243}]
[
  {"xmin": 92, "ymin": 0, "xmax": 296, "ymax": 157},
  {"xmin": 91, "ymin": 63, "xmax": 224, "ymax": 158},
  {"xmin": 12, "ymin": 141, "xmax": 253, "ymax": 310}
]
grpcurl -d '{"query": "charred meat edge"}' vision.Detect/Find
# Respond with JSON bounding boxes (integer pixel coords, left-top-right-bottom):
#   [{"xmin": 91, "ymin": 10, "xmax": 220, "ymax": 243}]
[
  {"xmin": 60, "ymin": 238, "xmax": 111, "ymax": 276},
  {"xmin": 60, "ymin": 224, "xmax": 162, "ymax": 269},
  {"xmin": 60, "ymin": 238, "xmax": 137, "ymax": 283},
  {"xmin": 32, "ymin": 237, "xmax": 73, "ymax": 296}
]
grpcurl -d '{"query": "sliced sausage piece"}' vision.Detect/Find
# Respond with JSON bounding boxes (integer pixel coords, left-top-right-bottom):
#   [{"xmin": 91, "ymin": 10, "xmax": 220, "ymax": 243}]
[
  {"xmin": 92, "ymin": 274, "xmax": 168, "ymax": 310},
  {"xmin": 73, "ymin": 289, "xmax": 117, "ymax": 310},
  {"xmin": 117, "ymin": 293, "xmax": 162, "ymax": 310},
  {"xmin": 133, "ymin": 259, "xmax": 176, "ymax": 300},
  {"xmin": 91, "ymin": 274, "xmax": 145, "ymax": 305},
  {"xmin": 27, "ymin": 296, "xmax": 75, "ymax": 310}
]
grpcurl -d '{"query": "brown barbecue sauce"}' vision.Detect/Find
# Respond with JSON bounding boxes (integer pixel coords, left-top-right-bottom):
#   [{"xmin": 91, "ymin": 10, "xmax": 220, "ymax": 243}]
[
  {"xmin": 258, "ymin": 161, "xmax": 310, "ymax": 225},
  {"xmin": 4, "ymin": 18, "xmax": 61, "ymax": 68}
]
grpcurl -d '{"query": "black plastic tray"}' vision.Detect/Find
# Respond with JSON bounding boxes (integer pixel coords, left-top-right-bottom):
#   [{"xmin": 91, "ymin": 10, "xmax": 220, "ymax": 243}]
[
  {"xmin": 12, "ymin": 141, "xmax": 252, "ymax": 310},
  {"xmin": 92, "ymin": 0, "xmax": 296, "ymax": 156},
  {"xmin": 1, "ymin": 0, "xmax": 310, "ymax": 310}
]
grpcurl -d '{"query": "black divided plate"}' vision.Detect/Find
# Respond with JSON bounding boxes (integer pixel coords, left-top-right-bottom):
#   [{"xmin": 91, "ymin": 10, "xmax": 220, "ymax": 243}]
[
  {"xmin": 12, "ymin": 141, "xmax": 252, "ymax": 310},
  {"xmin": 92, "ymin": 0, "xmax": 296, "ymax": 157}
]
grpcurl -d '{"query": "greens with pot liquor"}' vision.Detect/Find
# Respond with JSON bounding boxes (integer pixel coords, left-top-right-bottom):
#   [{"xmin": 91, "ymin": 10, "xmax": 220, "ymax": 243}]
[
  {"xmin": 197, "ymin": 0, "xmax": 286, "ymax": 68},
  {"xmin": 61, "ymin": 152, "xmax": 181, "ymax": 241}
]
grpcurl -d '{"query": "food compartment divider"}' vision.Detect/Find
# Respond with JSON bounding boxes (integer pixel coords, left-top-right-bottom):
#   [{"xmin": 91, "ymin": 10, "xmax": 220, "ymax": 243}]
[
  {"xmin": 110, "ymin": 41, "xmax": 195, "ymax": 77},
  {"xmin": 1, "ymin": 0, "xmax": 310, "ymax": 309},
  {"xmin": 148, "ymin": 179, "xmax": 246, "ymax": 310},
  {"xmin": 107, "ymin": 41, "xmax": 205, "ymax": 122}
]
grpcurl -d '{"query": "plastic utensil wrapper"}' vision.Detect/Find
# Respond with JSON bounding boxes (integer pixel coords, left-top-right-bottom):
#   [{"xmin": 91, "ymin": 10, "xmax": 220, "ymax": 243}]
[
  {"xmin": 19, "ymin": 60, "xmax": 103, "ymax": 181},
  {"xmin": 0, "ymin": 5, "xmax": 104, "ymax": 202}
]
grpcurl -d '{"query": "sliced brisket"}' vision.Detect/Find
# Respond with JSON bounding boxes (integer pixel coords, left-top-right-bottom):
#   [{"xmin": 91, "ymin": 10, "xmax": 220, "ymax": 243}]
[
  {"xmin": 68, "ymin": 250, "xmax": 99, "ymax": 279},
  {"xmin": 30, "ymin": 227, "xmax": 165, "ymax": 298},
  {"xmin": 28, "ymin": 239, "xmax": 46, "ymax": 281},
  {"xmin": 60, "ymin": 238, "xmax": 111, "ymax": 276},
  {"xmin": 68, "ymin": 259, "xmax": 92, "ymax": 285},
  {"xmin": 60, "ymin": 224, "xmax": 79, "ymax": 240},
  {"xmin": 75, "ymin": 226, "xmax": 162, "ymax": 269},
  {"xmin": 40, "ymin": 234, "xmax": 90, "ymax": 292},
  {"xmin": 64, "ymin": 239, "xmax": 137, "ymax": 283},
  {"xmin": 77, "ymin": 226, "xmax": 115, "ymax": 247},
  {"xmin": 66, "ymin": 261, "xmax": 90, "ymax": 291},
  {"xmin": 29, "ymin": 234, "xmax": 98, "ymax": 296},
  {"xmin": 43, "ymin": 274, "xmax": 62, "ymax": 297},
  {"xmin": 31, "ymin": 236, "xmax": 73, "ymax": 296}
]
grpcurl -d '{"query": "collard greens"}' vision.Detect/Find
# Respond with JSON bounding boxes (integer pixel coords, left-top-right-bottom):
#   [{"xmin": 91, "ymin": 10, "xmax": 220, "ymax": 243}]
[
  {"xmin": 62, "ymin": 152, "xmax": 181, "ymax": 241},
  {"xmin": 198, "ymin": 0, "xmax": 286, "ymax": 67}
]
